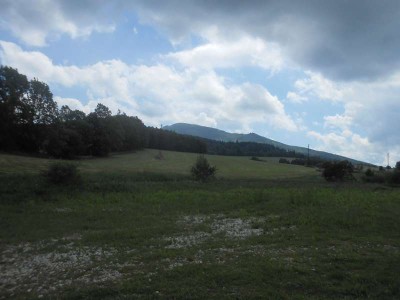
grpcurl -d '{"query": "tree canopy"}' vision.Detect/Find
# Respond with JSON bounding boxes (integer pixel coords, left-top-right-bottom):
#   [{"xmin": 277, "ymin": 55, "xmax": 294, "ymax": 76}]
[{"xmin": 0, "ymin": 66, "xmax": 206, "ymax": 158}]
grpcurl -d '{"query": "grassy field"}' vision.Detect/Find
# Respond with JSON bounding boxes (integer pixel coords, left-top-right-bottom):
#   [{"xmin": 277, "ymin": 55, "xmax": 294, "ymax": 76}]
[
  {"xmin": 0, "ymin": 149, "xmax": 316, "ymax": 179},
  {"xmin": 1, "ymin": 150, "xmax": 399, "ymax": 299}
]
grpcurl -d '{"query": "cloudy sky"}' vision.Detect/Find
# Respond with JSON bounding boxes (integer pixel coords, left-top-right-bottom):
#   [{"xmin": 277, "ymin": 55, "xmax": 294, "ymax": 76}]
[{"xmin": 1, "ymin": 0, "xmax": 399, "ymax": 165}]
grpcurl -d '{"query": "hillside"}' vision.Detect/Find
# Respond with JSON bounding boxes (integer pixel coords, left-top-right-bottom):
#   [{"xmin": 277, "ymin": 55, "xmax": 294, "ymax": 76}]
[
  {"xmin": 0, "ymin": 150, "xmax": 316, "ymax": 180},
  {"xmin": 163, "ymin": 123, "xmax": 367, "ymax": 164}
]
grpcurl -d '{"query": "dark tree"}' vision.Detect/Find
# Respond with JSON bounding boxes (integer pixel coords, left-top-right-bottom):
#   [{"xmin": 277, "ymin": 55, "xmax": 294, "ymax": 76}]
[
  {"xmin": 87, "ymin": 111, "xmax": 112, "ymax": 156},
  {"xmin": 0, "ymin": 66, "xmax": 208, "ymax": 158},
  {"xmin": 0, "ymin": 66, "xmax": 30, "ymax": 150},
  {"xmin": 59, "ymin": 105, "xmax": 86, "ymax": 122},
  {"xmin": 94, "ymin": 103, "xmax": 112, "ymax": 118},
  {"xmin": 191, "ymin": 155, "xmax": 217, "ymax": 182},
  {"xmin": 44, "ymin": 127, "xmax": 85, "ymax": 159},
  {"xmin": 27, "ymin": 79, "xmax": 58, "ymax": 125}
]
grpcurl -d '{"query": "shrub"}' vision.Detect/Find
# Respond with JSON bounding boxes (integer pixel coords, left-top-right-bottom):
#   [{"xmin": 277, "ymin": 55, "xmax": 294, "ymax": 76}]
[
  {"xmin": 250, "ymin": 156, "xmax": 262, "ymax": 161},
  {"xmin": 190, "ymin": 155, "xmax": 217, "ymax": 182},
  {"xmin": 362, "ymin": 172, "xmax": 386, "ymax": 183},
  {"xmin": 322, "ymin": 160, "xmax": 354, "ymax": 181},
  {"xmin": 42, "ymin": 162, "xmax": 81, "ymax": 185},
  {"xmin": 291, "ymin": 158, "xmax": 305, "ymax": 166},
  {"xmin": 387, "ymin": 169, "xmax": 400, "ymax": 184},
  {"xmin": 279, "ymin": 158, "xmax": 290, "ymax": 164},
  {"xmin": 365, "ymin": 168, "xmax": 374, "ymax": 177}
]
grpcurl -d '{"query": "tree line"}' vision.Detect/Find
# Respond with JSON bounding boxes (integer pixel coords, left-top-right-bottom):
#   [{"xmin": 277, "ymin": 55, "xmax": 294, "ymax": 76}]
[
  {"xmin": 0, "ymin": 66, "xmax": 206, "ymax": 158},
  {"xmin": 1, "ymin": 65, "xmax": 346, "ymax": 162},
  {"xmin": 203, "ymin": 139, "xmax": 305, "ymax": 158}
]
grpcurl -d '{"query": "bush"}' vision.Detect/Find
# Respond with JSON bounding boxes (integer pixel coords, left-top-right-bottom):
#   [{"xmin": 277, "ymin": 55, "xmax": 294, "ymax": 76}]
[
  {"xmin": 365, "ymin": 168, "xmax": 374, "ymax": 177},
  {"xmin": 291, "ymin": 158, "xmax": 305, "ymax": 166},
  {"xmin": 279, "ymin": 158, "xmax": 290, "ymax": 164},
  {"xmin": 362, "ymin": 173, "xmax": 386, "ymax": 183},
  {"xmin": 322, "ymin": 160, "xmax": 354, "ymax": 181},
  {"xmin": 250, "ymin": 156, "xmax": 264, "ymax": 162},
  {"xmin": 42, "ymin": 162, "xmax": 81, "ymax": 185},
  {"xmin": 387, "ymin": 170, "xmax": 400, "ymax": 184},
  {"xmin": 190, "ymin": 155, "xmax": 217, "ymax": 182},
  {"xmin": 362, "ymin": 168, "xmax": 400, "ymax": 184}
]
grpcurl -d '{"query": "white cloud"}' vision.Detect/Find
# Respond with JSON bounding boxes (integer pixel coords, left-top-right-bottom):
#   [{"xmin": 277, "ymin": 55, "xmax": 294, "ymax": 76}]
[
  {"xmin": 291, "ymin": 71, "xmax": 345, "ymax": 102},
  {"xmin": 0, "ymin": 40, "xmax": 295, "ymax": 133},
  {"xmin": 54, "ymin": 96, "xmax": 91, "ymax": 114},
  {"xmin": 133, "ymin": 1, "xmax": 400, "ymax": 81},
  {"xmin": 298, "ymin": 68, "xmax": 400, "ymax": 164},
  {"xmin": 0, "ymin": 0, "xmax": 115, "ymax": 46},
  {"xmin": 166, "ymin": 35, "xmax": 284, "ymax": 72},
  {"xmin": 307, "ymin": 130, "xmax": 377, "ymax": 163},
  {"xmin": 286, "ymin": 91, "xmax": 308, "ymax": 103},
  {"xmin": 2, "ymin": 1, "xmax": 400, "ymax": 81},
  {"xmin": 0, "ymin": 41, "xmax": 80, "ymax": 86},
  {"xmin": 188, "ymin": 112, "xmax": 217, "ymax": 128},
  {"xmin": 323, "ymin": 115, "xmax": 353, "ymax": 130},
  {"xmin": 308, "ymin": 129, "xmax": 400, "ymax": 166}
]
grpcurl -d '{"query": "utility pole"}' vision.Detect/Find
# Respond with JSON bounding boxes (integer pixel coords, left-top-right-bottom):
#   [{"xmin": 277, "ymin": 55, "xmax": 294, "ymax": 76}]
[{"xmin": 387, "ymin": 152, "xmax": 390, "ymax": 167}]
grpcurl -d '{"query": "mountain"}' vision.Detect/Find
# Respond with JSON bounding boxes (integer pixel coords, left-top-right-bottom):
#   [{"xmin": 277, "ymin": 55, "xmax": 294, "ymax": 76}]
[{"xmin": 163, "ymin": 123, "xmax": 367, "ymax": 164}]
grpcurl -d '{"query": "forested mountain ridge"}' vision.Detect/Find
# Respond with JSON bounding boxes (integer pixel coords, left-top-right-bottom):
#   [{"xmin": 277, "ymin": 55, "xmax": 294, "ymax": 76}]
[{"xmin": 163, "ymin": 123, "xmax": 366, "ymax": 164}]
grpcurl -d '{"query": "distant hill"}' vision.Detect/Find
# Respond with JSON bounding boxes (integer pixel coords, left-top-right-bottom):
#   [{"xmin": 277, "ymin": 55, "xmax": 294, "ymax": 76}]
[{"xmin": 163, "ymin": 123, "xmax": 368, "ymax": 164}]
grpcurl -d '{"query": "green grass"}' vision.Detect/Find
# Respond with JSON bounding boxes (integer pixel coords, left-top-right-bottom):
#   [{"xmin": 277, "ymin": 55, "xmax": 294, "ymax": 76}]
[
  {"xmin": 0, "ymin": 149, "xmax": 316, "ymax": 180},
  {"xmin": 0, "ymin": 151, "xmax": 399, "ymax": 299}
]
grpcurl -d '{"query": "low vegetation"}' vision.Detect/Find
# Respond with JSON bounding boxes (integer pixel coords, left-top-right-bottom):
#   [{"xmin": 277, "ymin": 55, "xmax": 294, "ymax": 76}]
[
  {"xmin": 0, "ymin": 151, "xmax": 399, "ymax": 298},
  {"xmin": 279, "ymin": 158, "xmax": 290, "ymax": 164},
  {"xmin": 322, "ymin": 160, "xmax": 354, "ymax": 181},
  {"xmin": 42, "ymin": 162, "xmax": 81, "ymax": 185},
  {"xmin": 190, "ymin": 155, "xmax": 217, "ymax": 182},
  {"xmin": 362, "ymin": 167, "xmax": 400, "ymax": 185}
]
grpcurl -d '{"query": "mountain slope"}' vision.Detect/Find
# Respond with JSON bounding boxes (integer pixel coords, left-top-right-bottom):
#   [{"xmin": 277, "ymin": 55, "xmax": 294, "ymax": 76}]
[{"xmin": 163, "ymin": 123, "xmax": 366, "ymax": 164}]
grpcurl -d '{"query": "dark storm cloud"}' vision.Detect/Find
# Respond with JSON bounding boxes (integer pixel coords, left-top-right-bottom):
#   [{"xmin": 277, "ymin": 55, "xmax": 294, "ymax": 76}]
[
  {"xmin": 133, "ymin": 0, "xmax": 400, "ymax": 81},
  {"xmin": 2, "ymin": 0, "xmax": 399, "ymax": 81}
]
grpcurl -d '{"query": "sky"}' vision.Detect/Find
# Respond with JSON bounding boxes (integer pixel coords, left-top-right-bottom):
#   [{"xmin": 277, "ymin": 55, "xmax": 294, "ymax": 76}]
[{"xmin": 0, "ymin": 0, "xmax": 399, "ymax": 166}]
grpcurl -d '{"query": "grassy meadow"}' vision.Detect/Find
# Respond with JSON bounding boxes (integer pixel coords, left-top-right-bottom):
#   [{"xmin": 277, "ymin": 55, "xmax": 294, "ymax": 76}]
[
  {"xmin": 1, "ymin": 150, "xmax": 399, "ymax": 299},
  {"xmin": 0, "ymin": 149, "xmax": 315, "ymax": 179}
]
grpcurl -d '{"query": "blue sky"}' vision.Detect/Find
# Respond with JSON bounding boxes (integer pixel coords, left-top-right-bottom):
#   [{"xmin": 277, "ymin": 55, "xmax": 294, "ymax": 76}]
[{"xmin": 1, "ymin": 0, "xmax": 400, "ymax": 165}]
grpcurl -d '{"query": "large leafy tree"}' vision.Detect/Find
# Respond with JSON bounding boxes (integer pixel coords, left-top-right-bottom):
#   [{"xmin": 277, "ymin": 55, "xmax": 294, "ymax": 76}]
[
  {"xmin": 27, "ymin": 78, "xmax": 58, "ymax": 125},
  {"xmin": 0, "ymin": 66, "xmax": 207, "ymax": 157},
  {"xmin": 0, "ymin": 66, "xmax": 30, "ymax": 150},
  {"xmin": 94, "ymin": 103, "xmax": 112, "ymax": 118},
  {"xmin": 59, "ymin": 105, "xmax": 86, "ymax": 122}
]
